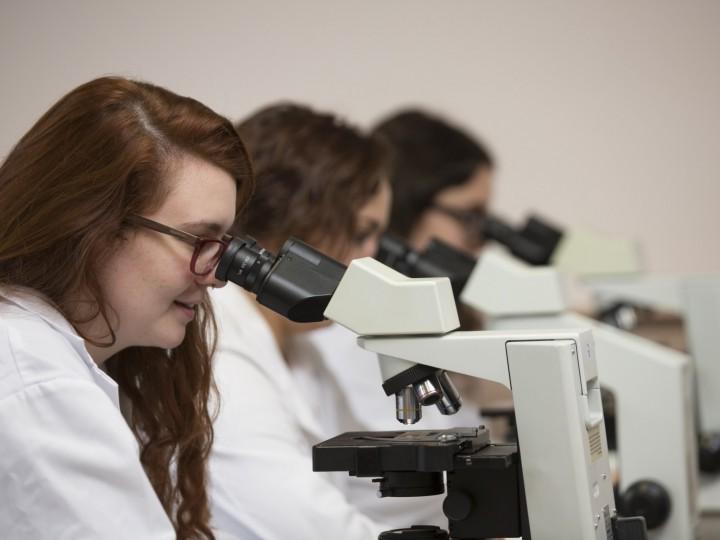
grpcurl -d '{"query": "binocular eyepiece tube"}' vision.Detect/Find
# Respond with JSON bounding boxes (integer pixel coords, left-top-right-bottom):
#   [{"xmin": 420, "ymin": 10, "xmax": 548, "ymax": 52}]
[{"xmin": 215, "ymin": 235, "xmax": 346, "ymax": 323}]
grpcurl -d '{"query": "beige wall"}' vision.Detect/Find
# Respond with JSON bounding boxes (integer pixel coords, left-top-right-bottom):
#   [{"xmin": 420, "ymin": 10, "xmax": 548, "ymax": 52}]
[{"xmin": 2, "ymin": 0, "xmax": 718, "ymax": 273}]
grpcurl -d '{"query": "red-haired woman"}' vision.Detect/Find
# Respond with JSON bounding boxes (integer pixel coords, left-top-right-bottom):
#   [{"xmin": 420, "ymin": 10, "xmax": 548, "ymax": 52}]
[{"xmin": 0, "ymin": 77, "xmax": 253, "ymax": 540}]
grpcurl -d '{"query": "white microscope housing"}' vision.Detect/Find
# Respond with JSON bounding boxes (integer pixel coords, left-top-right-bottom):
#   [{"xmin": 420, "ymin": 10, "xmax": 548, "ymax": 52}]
[
  {"xmin": 588, "ymin": 273, "xmax": 720, "ymax": 513},
  {"xmin": 323, "ymin": 257, "xmax": 634, "ymax": 540},
  {"xmin": 460, "ymin": 247, "xmax": 698, "ymax": 540}
]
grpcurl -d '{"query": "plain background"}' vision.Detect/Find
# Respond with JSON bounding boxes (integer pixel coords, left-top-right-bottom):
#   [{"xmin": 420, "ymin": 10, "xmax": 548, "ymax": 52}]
[{"xmin": 1, "ymin": 0, "xmax": 718, "ymax": 273}]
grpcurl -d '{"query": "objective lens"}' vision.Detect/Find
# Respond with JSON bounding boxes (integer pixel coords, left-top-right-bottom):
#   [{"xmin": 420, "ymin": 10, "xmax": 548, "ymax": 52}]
[
  {"xmin": 396, "ymin": 386, "xmax": 421, "ymax": 424},
  {"xmin": 413, "ymin": 377, "xmax": 442, "ymax": 406},
  {"xmin": 435, "ymin": 371, "xmax": 462, "ymax": 415}
]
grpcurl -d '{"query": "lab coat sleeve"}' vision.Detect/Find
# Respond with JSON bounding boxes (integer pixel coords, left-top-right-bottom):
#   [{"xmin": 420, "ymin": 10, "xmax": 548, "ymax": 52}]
[
  {"xmin": 0, "ymin": 376, "xmax": 176, "ymax": 540},
  {"xmin": 209, "ymin": 351, "xmax": 392, "ymax": 540}
]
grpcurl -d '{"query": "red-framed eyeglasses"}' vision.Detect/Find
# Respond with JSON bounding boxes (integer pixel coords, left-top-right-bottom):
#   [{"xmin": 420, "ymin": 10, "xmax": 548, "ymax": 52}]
[{"xmin": 125, "ymin": 215, "xmax": 232, "ymax": 276}]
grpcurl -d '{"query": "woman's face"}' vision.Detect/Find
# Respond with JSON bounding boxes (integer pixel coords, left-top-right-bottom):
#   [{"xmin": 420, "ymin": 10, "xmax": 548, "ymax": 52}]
[
  {"xmin": 408, "ymin": 166, "xmax": 492, "ymax": 255},
  {"xmin": 342, "ymin": 179, "xmax": 392, "ymax": 264},
  {"xmin": 86, "ymin": 153, "xmax": 237, "ymax": 361},
  {"xmin": 289, "ymin": 179, "xmax": 391, "ymax": 335}
]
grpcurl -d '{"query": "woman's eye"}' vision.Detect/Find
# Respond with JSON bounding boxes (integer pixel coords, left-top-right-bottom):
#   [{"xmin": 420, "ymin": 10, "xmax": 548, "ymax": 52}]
[{"xmin": 352, "ymin": 231, "xmax": 372, "ymax": 245}]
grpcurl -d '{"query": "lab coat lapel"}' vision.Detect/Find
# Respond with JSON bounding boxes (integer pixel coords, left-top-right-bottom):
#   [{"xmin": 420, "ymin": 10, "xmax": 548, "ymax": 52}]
[
  {"xmin": 230, "ymin": 290, "xmax": 327, "ymax": 442},
  {"xmin": 255, "ymin": 323, "xmax": 327, "ymax": 442}
]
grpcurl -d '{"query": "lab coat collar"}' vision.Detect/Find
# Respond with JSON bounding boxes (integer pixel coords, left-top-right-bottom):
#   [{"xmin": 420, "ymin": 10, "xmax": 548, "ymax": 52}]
[
  {"xmin": 0, "ymin": 286, "xmax": 121, "ymax": 408},
  {"xmin": 1, "ymin": 286, "xmax": 78, "ymax": 336}
]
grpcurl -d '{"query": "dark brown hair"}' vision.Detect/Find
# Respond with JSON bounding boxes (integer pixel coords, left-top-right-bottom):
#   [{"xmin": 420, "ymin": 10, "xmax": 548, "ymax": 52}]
[
  {"xmin": 372, "ymin": 109, "xmax": 494, "ymax": 237},
  {"xmin": 234, "ymin": 103, "xmax": 390, "ymax": 257},
  {"xmin": 0, "ymin": 76, "xmax": 254, "ymax": 539}
]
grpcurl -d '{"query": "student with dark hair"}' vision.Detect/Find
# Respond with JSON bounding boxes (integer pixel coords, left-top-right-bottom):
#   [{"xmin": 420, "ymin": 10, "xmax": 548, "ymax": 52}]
[
  {"xmin": 373, "ymin": 108, "xmax": 495, "ymax": 255},
  {"xmin": 306, "ymin": 109, "xmax": 495, "ymax": 530},
  {"xmin": 0, "ymin": 76, "xmax": 254, "ymax": 539},
  {"xmin": 208, "ymin": 103, "xmax": 394, "ymax": 539}
]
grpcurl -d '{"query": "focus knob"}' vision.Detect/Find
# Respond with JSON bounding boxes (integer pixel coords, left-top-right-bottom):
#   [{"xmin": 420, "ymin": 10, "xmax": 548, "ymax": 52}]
[
  {"xmin": 619, "ymin": 480, "xmax": 671, "ymax": 530},
  {"xmin": 443, "ymin": 490, "xmax": 473, "ymax": 522}
]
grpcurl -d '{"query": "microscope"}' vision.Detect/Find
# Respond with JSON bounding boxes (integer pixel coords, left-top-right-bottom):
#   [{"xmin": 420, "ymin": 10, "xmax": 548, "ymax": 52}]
[
  {"xmin": 375, "ymin": 211, "xmax": 640, "ymax": 298},
  {"xmin": 479, "ymin": 213, "xmax": 720, "ymax": 518},
  {"xmin": 587, "ymin": 273, "xmax": 720, "ymax": 513},
  {"xmin": 461, "ymin": 248, "xmax": 698, "ymax": 540},
  {"xmin": 479, "ymin": 213, "xmax": 641, "ymax": 277},
  {"xmin": 216, "ymin": 235, "xmax": 647, "ymax": 539},
  {"xmin": 376, "ymin": 233, "xmax": 698, "ymax": 540}
]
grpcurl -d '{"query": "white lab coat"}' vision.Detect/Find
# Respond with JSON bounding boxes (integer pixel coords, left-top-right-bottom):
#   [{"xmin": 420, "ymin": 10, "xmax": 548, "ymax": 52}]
[
  {"xmin": 0, "ymin": 288, "xmax": 176, "ymax": 540},
  {"xmin": 305, "ymin": 323, "xmax": 484, "ymax": 528},
  {"xmin": 209, "ymin": 286, "xmax": 391, "ymax": 540}
]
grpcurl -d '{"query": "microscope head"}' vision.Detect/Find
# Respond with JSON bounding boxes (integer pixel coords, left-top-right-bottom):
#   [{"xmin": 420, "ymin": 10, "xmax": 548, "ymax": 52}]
[
  {"xmin": 376, "ymin": 233, "xmax": 476, "ymax": 297},
  {"xmin": 485, "ymin": 214, "xmax": 641, "ymax": 276},
  {"xmin": 325, "ymin": 257, "xmax": 463, "ymax": 424},
  {"xmin": 215, "ymin": 235, "xmax": 458, "ymax": 333},
  {"xmin": 459, "ymin": 247, "xmax": 567, "ymax": 316},
  {"xmin": 324, "ymin": 256, "xmax": 459, "ymax": 335}
]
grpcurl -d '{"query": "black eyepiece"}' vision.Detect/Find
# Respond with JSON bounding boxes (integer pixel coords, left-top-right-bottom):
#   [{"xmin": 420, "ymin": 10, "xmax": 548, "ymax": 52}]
[
  {"xmin": 215, "ymin": 236, "xmax": 346, "ymax": 323},
  {"xmin": 215, "ymin": 236, "xmax": 275, "ymax": 294},
  {"xmin": 482, "ymin": 214, "xmax": 564, "ymax": 266},
  {"xmin": 483, "ymin": 215, "xmax": 550, "ymax": 266}
]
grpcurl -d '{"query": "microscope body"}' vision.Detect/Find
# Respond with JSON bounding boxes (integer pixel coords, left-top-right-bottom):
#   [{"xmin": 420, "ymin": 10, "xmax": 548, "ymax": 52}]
[
  {"xmin": 588, "ymin": 274, "xmax": 720, "ymax": 513},
  {"xmin": 461, "ymin": 248, "xmax": 698, "ymax": 540},
  {"xmin": 323, "ymin": 258, "xmax": 626, "ymax": 540}
]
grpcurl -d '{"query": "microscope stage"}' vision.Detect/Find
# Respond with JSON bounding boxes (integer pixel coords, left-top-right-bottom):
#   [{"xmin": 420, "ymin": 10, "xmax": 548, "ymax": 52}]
[{"xmin": 312, "ymin": 426, "xmax": 521, "ymax": 477}]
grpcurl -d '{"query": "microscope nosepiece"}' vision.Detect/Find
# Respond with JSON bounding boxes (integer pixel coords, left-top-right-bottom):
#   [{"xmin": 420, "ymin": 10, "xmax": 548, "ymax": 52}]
[{"xmin": 396, "ymin": 386, "xmax": 422, "ymax": 424}]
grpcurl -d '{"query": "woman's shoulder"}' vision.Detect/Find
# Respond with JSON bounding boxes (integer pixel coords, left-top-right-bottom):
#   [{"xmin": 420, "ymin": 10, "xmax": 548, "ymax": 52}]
[{"xmin": 0, "ymin": 297, "xmax": 93, "ymax": 400}]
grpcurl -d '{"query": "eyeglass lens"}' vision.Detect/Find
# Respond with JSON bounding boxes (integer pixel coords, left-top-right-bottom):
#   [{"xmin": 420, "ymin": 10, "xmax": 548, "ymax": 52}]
[{"xmin": 192, "ymin": 241, "xmax": 226, "ymax": 275}]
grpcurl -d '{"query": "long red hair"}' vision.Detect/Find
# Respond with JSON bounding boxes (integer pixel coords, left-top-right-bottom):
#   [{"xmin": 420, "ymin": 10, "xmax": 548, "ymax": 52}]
[{"xmin": 0, "ymin": 76, "xmax": 254, "ymax": 539}]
